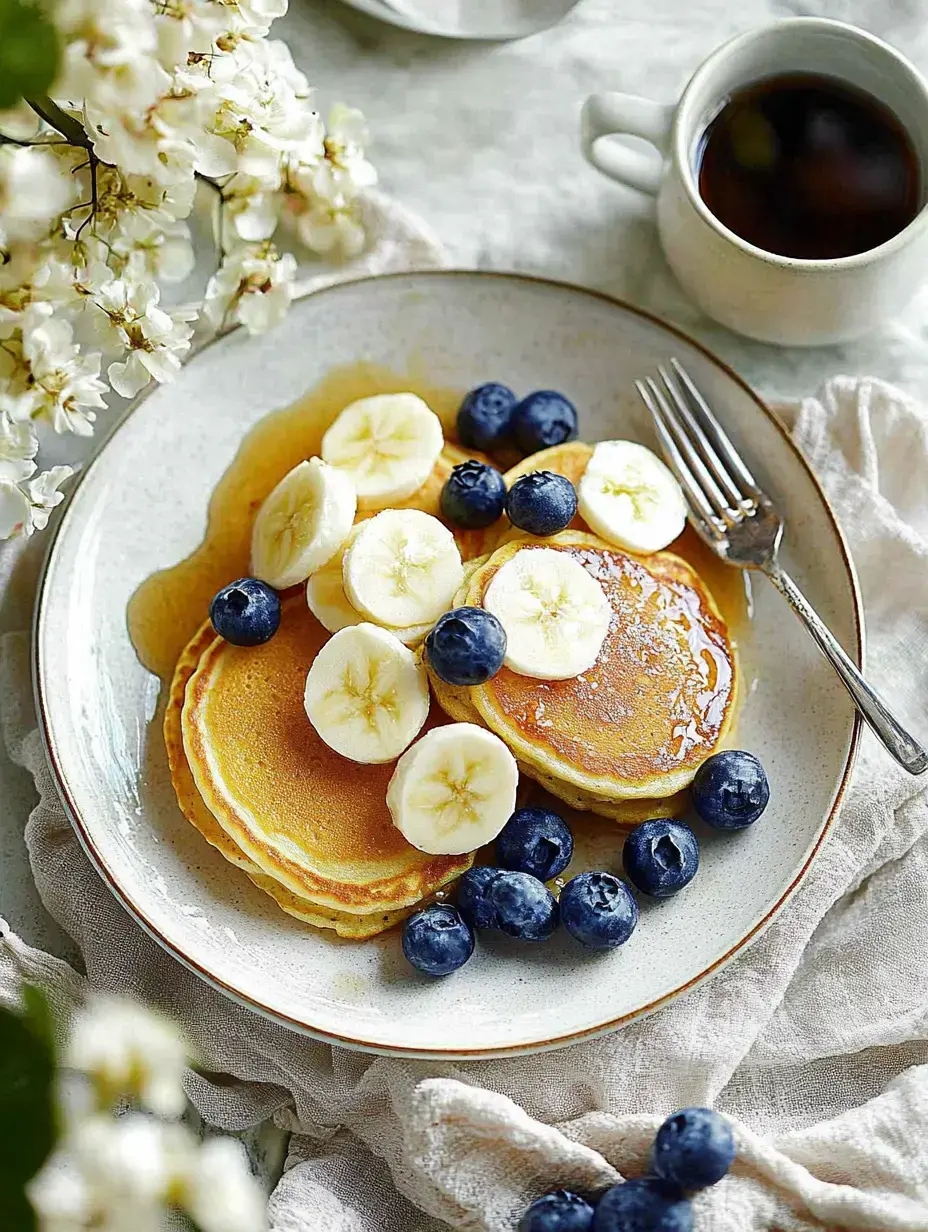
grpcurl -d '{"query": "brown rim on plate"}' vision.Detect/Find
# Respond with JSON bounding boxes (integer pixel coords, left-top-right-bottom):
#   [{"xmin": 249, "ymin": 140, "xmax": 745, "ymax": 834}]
[{"xmin": 32, "ymin": 270, "xmax": 863, "ymax": 1058}]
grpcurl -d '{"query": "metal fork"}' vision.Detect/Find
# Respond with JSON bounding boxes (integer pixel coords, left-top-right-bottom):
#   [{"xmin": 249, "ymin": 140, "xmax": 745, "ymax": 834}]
[{"xmin": 637, "ymin": 358, "xmax": 928, "ymax": 776}]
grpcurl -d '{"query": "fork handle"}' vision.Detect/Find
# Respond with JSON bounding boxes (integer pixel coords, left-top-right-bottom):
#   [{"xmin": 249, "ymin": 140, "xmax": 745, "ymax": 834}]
[{"xmin": 767, "ymin": 567, "xmax": 928, "ymax": 775}]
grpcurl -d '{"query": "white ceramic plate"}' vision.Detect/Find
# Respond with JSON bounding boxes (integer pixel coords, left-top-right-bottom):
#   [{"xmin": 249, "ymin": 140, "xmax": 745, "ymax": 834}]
[
  {"xmin": 35, "ymin": 272, "xmax": 861, "ymax": 1058},
  {"xmin": 337, "ymin": 0, "xmax": 579, "ymax": 40}
]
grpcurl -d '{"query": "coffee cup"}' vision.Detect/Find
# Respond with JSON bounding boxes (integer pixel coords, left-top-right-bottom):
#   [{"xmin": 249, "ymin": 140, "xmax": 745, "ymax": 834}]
[{"xmin": 580, "ymin": 18, "xmax": 928, "ymax": 346}]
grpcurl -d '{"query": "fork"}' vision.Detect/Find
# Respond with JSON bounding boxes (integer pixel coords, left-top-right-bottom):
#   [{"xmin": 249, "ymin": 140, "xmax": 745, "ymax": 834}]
[{"xmin": 637, "ymin": 358, "xmax": 928, "ymax": 776}]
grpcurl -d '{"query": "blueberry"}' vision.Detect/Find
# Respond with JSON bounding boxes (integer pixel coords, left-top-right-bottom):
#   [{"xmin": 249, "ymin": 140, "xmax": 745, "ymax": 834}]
[
  {"xmin": 560, "ymin": 872, "xmax": 638, "ymax": 950},
  {"xmin": 402, "ymin": 904, "xmax": 475, "ymax": 976},
  {"xmin": 497, "ymin": 807, "xmax": 573, "ymax": 881},
  {"xmin": 457, "ymin": 383, "xmax": 518, "ymax": 452},
  {"xmin": 593, "ymin": 1178, "xmax": 692, "ymax": 1232},
  {"xmin": 209, "ymin": 577, "xmax": 281, "ymax": 646},
  {"xmin": 623, "ymin": 820, "xmax": 699, "ymax": 898},
  {"xmin": 512, "ymin": 391, "xmax": 578, "ymax": 455},
  {"xmin": 691, "ymin": 751, "xmax": 769, "ymax": 830},
  {"xmin": 426, "ymin": 607, "xmax": 507, "ymax": 686},
  {"xmin": 506, "ymin": 471, "xmax": 578, "ymax": 537},
  {"xmin": 486, "ymin": 870, "xmax": 559, "ymax": 941},
  {"xmin": 441, "ymin": 460, "xmax": 508, "ymax": 530},
  {"xmin": 652, "ymin": 1107, "xmax": 735, "ymax": 1191},
  {"xmin": 520, "ymin": 1189, "xmax": 596, "ymax": 1232},
  {"xmin": 456, "ymin": 865, "xmax": 501, "ymax": 929}
]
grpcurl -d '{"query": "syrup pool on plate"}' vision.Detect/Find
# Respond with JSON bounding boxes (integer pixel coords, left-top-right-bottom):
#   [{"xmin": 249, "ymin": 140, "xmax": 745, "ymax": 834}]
[{"xmin": 127, "ymin": 363, "xmax": 462, "ymax": 683}]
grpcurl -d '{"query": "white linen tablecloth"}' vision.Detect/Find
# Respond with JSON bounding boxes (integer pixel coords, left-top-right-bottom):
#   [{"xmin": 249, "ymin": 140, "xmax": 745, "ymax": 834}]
[{"xmin": 3, "ymin": 3, "xmax": 928, "ymax": 1229}]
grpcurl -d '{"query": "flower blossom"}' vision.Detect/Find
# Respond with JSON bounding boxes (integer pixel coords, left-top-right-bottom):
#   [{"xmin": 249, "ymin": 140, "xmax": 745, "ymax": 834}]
[
  {"xmin": 89, "ymin": 279, "xmax": 196, "ymax": 398},
  {"xmin": 204, "ymin": 242, "xmax": 296, "ymax": 333},
  {"xmin": 0, "ymin": 146, "xmax": 76, "ymax": 248},
  {"xmin": 65, "ymin": 994, "xmax": 190, "ymax": 1118},
  {"xmin": 0, "ymin": 304, "xmax": 108, "ymax": 436}
]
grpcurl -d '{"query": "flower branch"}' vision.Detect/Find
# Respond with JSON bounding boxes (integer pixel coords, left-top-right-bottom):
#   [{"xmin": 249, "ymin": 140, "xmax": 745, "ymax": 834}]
[{"xmin": 0, "ymin": 0, "xmax": 377, "ymax": 540}]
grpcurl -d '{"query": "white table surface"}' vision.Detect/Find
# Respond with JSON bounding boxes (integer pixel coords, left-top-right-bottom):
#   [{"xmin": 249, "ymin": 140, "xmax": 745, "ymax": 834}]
[{"xmin": 4, "ymin": 0, "xmax": 928, "ymax": 958}]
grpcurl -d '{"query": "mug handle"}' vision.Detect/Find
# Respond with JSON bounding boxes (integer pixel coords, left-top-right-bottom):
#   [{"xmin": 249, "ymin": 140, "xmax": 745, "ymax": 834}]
[{"xmin": 581, "ymin": 93, "xmax": 676, "ymax": 195}]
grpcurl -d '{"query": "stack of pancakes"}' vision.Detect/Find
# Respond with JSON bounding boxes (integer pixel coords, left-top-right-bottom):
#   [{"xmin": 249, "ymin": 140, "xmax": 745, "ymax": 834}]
[{"xmin": 167, "ymin": 439, "xmax": 737, "ymax": 938}]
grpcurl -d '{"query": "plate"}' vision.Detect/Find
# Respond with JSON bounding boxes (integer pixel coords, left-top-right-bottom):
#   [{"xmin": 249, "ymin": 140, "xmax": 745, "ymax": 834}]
[
  {"xmin": 336, "ymin": 0, "xmax": 579, "ymax": 40},
  {"xmin": 35, "ymin": 272, "xmax": 861, "ymax": 1058}
]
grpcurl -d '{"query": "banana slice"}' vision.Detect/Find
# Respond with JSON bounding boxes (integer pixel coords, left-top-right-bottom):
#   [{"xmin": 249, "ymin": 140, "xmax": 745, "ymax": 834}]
[
  {"xmin": 578, "ymin": 440, "xmax": 686, "ymax": 555},
  {"xmin": 483, "ymin": 546, "xmax": 611, "ymax": 681},
  {"xmin": 306, "ymin": 524, "xmax": 364, "ymax": 633},
  {"xmin": 343, "ymin": 509, "xmax": 464, "ymax": 630},
  {"xmin": 303, "ymin": 623, "xmax": 429, "ymax": 764},
  {"xmin": 307, "ymin": 522, "xmax": 433, "ymax": 648},
  {"xmin": 251, "ymin": 458, "xmax": 356, "ymax": 590},
  {"xmin": 386, "ymin": 722, "xmax": 519, "ymax": 855},
  {"xmin": 321, "ymin": 393, "xmax": 444, "ymax": 510}
]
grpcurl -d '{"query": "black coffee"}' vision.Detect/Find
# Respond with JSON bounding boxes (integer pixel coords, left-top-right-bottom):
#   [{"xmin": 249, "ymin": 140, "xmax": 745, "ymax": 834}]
[{"xmin": 697, "ymin": 72, "xmax": 921, "ymax": 260}]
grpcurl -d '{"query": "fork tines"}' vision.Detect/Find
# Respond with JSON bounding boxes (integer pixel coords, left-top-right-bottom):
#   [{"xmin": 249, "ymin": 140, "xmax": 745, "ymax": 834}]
[{"xmin": 636, "ymin": 359, "xmax": 760, "ymax": 537}]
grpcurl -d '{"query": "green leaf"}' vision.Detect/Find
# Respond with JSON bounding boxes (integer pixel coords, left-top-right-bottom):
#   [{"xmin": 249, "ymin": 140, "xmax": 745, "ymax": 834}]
[
  {"xmin": 2, "ymin": 1183, "xmax": 38, "ymax": 1232},
  {"xmin": 0, "ymin": 993, "xmax": 56, "ymax": 1194},
  {"xmin": 0, "ymin": 0, "xmax": 61, "ymax": 112},
  {"xmin": 21, "ymin": 984, "xmax": 55, "ymax": 1053}
]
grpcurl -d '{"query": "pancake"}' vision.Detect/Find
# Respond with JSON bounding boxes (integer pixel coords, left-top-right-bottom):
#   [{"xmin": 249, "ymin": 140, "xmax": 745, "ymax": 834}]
[
  {"xmin": 181, "ymin": 596, "xmax": 473, "ymax": 912},
  {"xmin": 467, "ymin": 532, "xmax": 737, "ymax": 800},
  {"xmin": 423, "ymin": 554, "xmax": 687, "ymax": 824},
  {"xmin": 504, "ymin": 440, "xmax": 594, "ymax": 489},
  {"xmin": 165, "ymin": 622, "xmax": 413, "ymax": 937}
]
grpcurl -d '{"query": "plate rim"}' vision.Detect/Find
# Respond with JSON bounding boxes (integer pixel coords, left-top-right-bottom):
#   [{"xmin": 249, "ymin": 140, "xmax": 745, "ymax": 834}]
[{"xmin": 32, "ymin": 269, "xmax": 863, "ymax": 1058}]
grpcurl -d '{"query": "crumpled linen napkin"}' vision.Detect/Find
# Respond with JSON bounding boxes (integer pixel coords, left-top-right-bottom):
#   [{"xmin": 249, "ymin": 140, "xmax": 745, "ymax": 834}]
[{"xmin": 2, "ymin": 370, "xmax": 928, "ymax": 1231}]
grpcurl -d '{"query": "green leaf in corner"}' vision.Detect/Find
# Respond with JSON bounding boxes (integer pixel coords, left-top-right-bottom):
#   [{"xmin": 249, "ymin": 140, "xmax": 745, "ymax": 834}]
[
  {"xmin": 0, "ymin": 990, "xmax": 57, "ymax": 1217},
  {"xmin": 21, "ymin": 983, "xmax": 55, "ymax": 1053},
  {"xmin": 4, "ymin": 1184, "xmax": 38, "ymax": 1232},
  {"xmin": 0, "ymin": 0, "xmax": 61, "ymax": 112}
]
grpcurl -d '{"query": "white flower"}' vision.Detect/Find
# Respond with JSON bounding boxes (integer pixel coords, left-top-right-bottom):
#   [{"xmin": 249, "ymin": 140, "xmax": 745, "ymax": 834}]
[
  {"xmin": 82, "ymin": 165, "xmax": 197, "ymax": 243},
  {"xmin": 0, "ymin": 247, "xmax": 68, "ymax": 337},
  {"xmin": 0, "ymin": 412, "xmax": 38, "ymax": 482},
  {"xmin": 0, "ymin": 464, "xmax": 72, "ymax": 539},
  {"xmin": 219, "ymin": 0, "xmax": 288, "ymax": 38},
  {"xmin": 85, "ymin": 106, "xmax": 199, "ymax": 190},
  {"xmin": 289, "ymin": 194, "xmax": 366, "ymax": 258},
  {"xmin": 66, "ymin": 994, "xmax": 190, "ymax": 1117},
  {"xmin": 18, "ymin": 304, "xmax": 108, "ymax": 435},
  {"xmin": 30, "ymin": 1115, "xmax": 198, "ymax": 1232},
  {"xmin": 312, "ymin": 104, "xmax": 376, "ymax": 202},
  {"xmin": 0, "ymin": 146, "xmax": 76, "ymax": 247},
  {"xmin": 90, "ymin": 279, "xmax": 196, "ymax": 398},
  {"xmin": 153, "ymin": 0, "xmax": 224, "ymax": 71},
  {"xmin": 183, "ymin": 1137, "xmax": 267, "ymax": 1232},
  {"xmin": 27, "ymin": 465, "xmax": 74, "ymax": 532},
  {"xmin": 56, "ymin": 0, "xmax": 169, "ymax": 113},
  {"xmin": 206, "ymin": 40, "xmax": 318, "ymax": 185},
  {"xmin": 0, "ymin": 477, "xmax": 30, "ymax": 539},
  {"xmin": 110, "ymin": 213, "xmax": 196, "ymax": 283},
  {"xmin": 26, "ymin": 1150, "xmax": 93, "ymax": 1232},
  {"xmin": 204, "ymin": 243, "xmax": 295, "ymax": 333},
  {"xmin": 224, "ymin": 174, "xmax": 281, "ymax": 241},
  {"xmin": 74, "ymin": 1114, "xmax": 194, "ymax": 1203}
]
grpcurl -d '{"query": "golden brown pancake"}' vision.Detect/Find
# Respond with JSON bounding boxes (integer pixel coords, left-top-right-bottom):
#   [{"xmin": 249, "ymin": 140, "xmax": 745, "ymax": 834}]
[
  {"xmin": 422, "ymin": 552, "xmax": 687, "ymax": 823},
  {"xmin": 165, "ymin": 622, "xmax": 414, "ymax": 937},
  {"xmin": 181, "ymin": 597, "xmax": 472, "ymax": 913},
  {"xmin": 468, "ymin": 532, "xmax": 737, "ymax": 800}
]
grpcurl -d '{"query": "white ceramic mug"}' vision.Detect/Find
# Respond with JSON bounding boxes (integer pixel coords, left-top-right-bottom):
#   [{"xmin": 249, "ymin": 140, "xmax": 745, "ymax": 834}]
[{"xmin": 581, "ymin": 18, "xmax": 928, "ymax": 346}]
